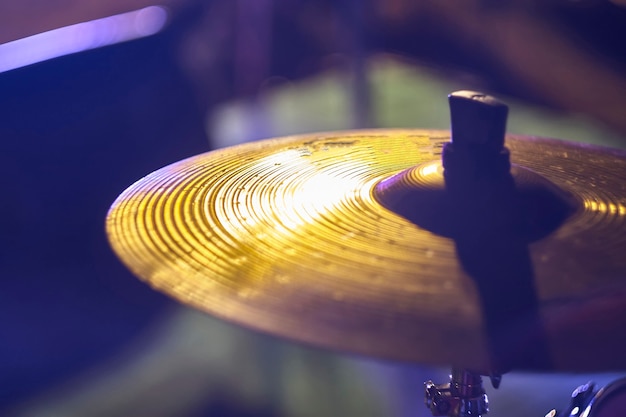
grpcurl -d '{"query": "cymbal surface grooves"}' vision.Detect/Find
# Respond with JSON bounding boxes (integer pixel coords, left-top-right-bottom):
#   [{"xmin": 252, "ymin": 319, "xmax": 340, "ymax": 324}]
[{"xmin": 107, "ymin": 130, "xmax": 626, "ymax": 372}]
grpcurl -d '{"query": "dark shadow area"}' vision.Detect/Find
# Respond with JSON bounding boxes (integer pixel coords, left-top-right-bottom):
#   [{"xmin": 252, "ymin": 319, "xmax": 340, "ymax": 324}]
[
  {"xmin": 0, "ymin": 28, "xmax": 209, "ymax": 408},
  {"xmin": 445, "ymin": 170, "xmax": 555, "ymax": 373},
  {"xmin": 376, "ymin": 160, "xmax": 577, "ymax": 372}
]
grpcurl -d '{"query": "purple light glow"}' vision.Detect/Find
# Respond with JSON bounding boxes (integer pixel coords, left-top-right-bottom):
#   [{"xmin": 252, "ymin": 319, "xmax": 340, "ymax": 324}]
[{"xmin": 0, "ymin": 6, "xmax": 168, "ymax": 73}]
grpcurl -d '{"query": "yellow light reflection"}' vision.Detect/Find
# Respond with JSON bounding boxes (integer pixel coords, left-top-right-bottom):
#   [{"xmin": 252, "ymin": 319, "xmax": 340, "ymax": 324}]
[
  {"xmin": 420, "ymin": 161, "xmax": 439, "ymax": 177},
  {"xmin": 225, "ymin": 149, "xmax": 365, "ymax": 234},
  {"xmin": 583, "ymin": 199, "xmax": 626, "ymax": 216}
]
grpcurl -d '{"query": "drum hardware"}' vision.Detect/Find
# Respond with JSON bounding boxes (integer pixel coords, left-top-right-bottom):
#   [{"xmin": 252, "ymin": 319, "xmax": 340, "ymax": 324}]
[
  {"xmin": 412, "ymin": 91, "xmax": 561, "ymax": 416},
  {"xmin": 417, "ymin": 92, "xmax": 624, "ymax": 416},
  {"xmin": 414, "ymin": 91, "xmax": 520, "ymax": 417},
  {"xmin": 546, "ymin": 377, "xmax": 626, "ymax": 417},
  {"xmin": 418, "ymin": 92, "xmax": 624, "ymax": 417},
  {"xmin": 107, "ymin": 90, "xmax": 626, "ymax": 415},
  {"xmin": 425, "ymin": 369, "xmax": 496, "ymax": 417}
]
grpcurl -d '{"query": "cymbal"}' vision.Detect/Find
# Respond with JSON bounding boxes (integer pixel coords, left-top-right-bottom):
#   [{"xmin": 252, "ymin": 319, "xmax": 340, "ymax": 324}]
[{"xmin": 107, "ymin": 129, "xmax": 626, "ymax": 373}]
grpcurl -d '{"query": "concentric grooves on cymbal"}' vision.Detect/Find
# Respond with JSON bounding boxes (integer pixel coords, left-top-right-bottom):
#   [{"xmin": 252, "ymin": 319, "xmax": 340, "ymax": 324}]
[{"xmin": 107, "ymin": 130, "xmax": 626, "ymax": 371}]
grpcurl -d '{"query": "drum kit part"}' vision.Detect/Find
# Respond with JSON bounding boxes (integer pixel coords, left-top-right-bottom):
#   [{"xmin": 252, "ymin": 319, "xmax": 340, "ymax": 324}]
[{"xmin": 107, "ymin": 91, "xmax": 626, "ymax": 416}]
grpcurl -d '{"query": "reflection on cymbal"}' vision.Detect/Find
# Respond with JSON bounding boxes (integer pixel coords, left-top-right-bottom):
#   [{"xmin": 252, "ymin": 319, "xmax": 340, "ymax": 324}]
[{"xmin": 107, "ymin": 130, "xmax": 626, "ymax": 373}]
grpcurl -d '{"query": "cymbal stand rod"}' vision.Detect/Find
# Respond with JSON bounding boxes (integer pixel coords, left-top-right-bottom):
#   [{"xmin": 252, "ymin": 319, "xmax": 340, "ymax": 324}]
[{"xmin": 425, "ymin": 368, "xmax": 490, "ymax": 417}]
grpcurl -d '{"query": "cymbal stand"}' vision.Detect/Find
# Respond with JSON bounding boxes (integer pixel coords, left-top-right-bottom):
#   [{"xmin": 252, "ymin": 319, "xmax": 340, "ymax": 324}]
[
  {"xmin": 425, "ymin": 369, "xmax": 499, "ymax": 417},
  {"xmin": 422, "ymin": 91, "xmax": 509, "ymax": 416}
]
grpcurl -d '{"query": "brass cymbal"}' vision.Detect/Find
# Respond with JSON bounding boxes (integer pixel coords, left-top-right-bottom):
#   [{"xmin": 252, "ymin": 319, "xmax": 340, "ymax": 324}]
[{"xmin": 107, "ymin": 129, "xmax": 626, "ymax": 373}]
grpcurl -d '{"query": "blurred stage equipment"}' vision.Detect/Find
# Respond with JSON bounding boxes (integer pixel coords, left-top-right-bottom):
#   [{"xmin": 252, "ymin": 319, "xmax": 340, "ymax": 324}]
[
  {"xmin": 107, "ymin": 91, "xmax": 626, "ymax": 416},
  {"xmin": 545, "ymin": 378, "xmax": 626, "ymax": 417},
  {"xmin": 3, "ymin": 1, "xmax": 626, "ymax": 135}
]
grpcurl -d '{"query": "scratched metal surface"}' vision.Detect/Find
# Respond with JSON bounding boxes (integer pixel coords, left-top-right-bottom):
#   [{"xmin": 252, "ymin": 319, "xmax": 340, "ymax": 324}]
[{"xmin": 107, "ymin": 130, "xmax": 626, "ymax": 373}]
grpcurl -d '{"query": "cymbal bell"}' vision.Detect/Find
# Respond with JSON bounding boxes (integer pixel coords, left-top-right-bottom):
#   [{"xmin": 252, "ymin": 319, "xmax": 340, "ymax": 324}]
[{"xmin": 107, "ymin": 127, "xmax": 626, "ymax": 373}]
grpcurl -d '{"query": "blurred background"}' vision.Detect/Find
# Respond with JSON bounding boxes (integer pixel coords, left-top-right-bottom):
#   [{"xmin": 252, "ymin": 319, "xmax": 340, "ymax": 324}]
[{"xmin": 1, "ymin": 1, "xmax": 626, "ymax": 416}]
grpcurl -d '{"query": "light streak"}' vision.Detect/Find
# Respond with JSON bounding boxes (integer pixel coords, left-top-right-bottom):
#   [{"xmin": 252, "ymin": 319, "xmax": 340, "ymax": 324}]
[{"xmin": 0, "ymin": 6, "xmax": 168, "ymax": 73}]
